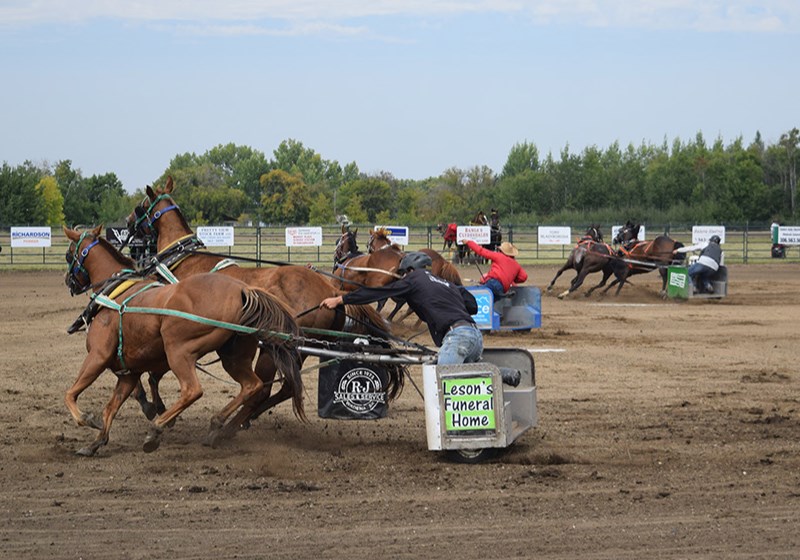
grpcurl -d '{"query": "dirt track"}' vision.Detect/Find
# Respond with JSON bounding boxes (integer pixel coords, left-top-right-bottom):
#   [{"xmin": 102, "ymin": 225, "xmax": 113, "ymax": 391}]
[{"xmin": 1, "ymin": 264, "xmax": 799, "ymax": 559}]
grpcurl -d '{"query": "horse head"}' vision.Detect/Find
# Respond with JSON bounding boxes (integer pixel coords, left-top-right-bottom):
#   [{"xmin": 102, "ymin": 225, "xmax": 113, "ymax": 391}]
[
  {"xmin": 471, "ymin": 211, "xmax": 488, "ymax": 226},
  {"xmin": 334, "ymin": 228, "xmax": 359, "ymax": 263},
  {"xmin": 614, "ymin": 221, "xmax": 640, "ymax": 245},
  {"xmin": 127, "ymin": 176, "xmax": 186, "ymax": 242},
  {"xmin": 585, "ymin": 224, "xmax": 604, "ymax": 242},
  {"xmin": 368, "ymin": 228, "xmax": 393, "ymax": 253},
  {"xmin": 64, "ymin": 225, "xmax": 135, "ymax": 296}
]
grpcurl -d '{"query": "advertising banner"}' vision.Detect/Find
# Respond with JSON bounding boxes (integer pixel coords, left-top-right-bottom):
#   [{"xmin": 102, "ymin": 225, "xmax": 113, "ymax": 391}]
[
  {"xmin": 691, "ymin": 225, "xmax": 725, "ymax": 245},
  {"xmin": 537, "ymin": 226, "xmax": 571, "ymax": 245},
  {"xmin": 778, "ymin": 226, "xmax": 800, "ymax": 245},
  {"xmin": 10, "ymin": 227, "xmax": 51, "ymax": 248},
  {"xmin": 457, "ymin": 225, "xmax": 491, "ymax": 245},
  {"xmin": 285, "ymin": 226, "xmax": 322, "ymax": 247},
  {"xmin": 197, "ymin": 226, "xmax": 234, "ymax": 247}
]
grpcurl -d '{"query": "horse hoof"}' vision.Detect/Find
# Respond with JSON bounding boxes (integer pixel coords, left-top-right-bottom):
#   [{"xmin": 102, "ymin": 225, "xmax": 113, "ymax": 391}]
[
  {"xmin": 81, "ymin": 412, "xmax": 103, "ymax": 430},
  {"xmin": 205, "ymin": 429, "xmax": 226, "ymax": 449},
  {"xmin": 75, "ymin": 446, "xmax": 96, "ymax": 457},
  {"xmin": 143, "ymin": 428, "xmax": 162, "ymax": 453},
  {"xmin": 557, "ymin": 290, "xmax": 569, "ymax": 299}
]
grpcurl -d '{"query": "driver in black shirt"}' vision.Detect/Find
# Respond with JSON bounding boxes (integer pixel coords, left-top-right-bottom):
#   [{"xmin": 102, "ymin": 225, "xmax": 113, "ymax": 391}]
[{"xmin": 320, "ymin": 252, "xmax": 483, "ymax": 365}]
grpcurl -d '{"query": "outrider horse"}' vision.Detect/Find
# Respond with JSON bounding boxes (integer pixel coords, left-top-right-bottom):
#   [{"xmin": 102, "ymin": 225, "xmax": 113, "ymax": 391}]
[
  {"xmin": 63, "ymin": 226, "xmax": 303, "ymax": 456},
  {"xmin": 606, "ymin": 221, "xmax": 685, "ymax": 296},
  {"xmin": 546, "ymin": 225, "xmax": 617, "ymax": 298},
  {"xmin": 128, "ymin": 178, "xmax": 403, "ymax": 433}
]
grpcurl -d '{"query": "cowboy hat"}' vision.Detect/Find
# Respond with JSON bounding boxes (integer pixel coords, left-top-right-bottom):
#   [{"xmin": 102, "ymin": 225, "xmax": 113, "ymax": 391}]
[{"xmin": 499, "ymin": 241, "xmax": 519, "ymax": 257}]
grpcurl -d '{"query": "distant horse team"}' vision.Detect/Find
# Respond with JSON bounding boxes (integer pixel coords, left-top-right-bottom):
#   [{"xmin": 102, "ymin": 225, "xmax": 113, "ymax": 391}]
[{"xmin": 547, "ymin": 221, "xmax": 685, "ymax": 297}]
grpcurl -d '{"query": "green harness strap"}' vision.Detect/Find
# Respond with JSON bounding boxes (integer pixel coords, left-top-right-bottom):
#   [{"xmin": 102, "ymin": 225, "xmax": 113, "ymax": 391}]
[{"xmin": 94, "ymin": 286, "xmax": 292, "ymax": 371}]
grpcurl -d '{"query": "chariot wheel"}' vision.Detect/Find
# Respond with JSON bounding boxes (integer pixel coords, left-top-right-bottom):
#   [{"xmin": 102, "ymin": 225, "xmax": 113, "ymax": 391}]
[{"xmin": 446, "ymin": 448, "xmax": 497, "ymax": 464}]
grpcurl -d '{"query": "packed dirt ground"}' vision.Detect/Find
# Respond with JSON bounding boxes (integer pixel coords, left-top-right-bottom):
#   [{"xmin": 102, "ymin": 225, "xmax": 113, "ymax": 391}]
[{"xmin": 0, "ymin": 264, "xmax": 798, "ymax": 559}]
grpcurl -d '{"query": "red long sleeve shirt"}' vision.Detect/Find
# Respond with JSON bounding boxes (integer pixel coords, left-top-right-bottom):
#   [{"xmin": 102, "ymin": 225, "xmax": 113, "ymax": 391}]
[{"xmin": 465, "ymin": 240, "xmax": 528, "ymax": 292}]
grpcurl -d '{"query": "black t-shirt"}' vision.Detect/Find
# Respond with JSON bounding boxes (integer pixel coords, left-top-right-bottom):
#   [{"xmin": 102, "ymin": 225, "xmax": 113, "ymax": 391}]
[{"xmin": 342, "ymin": 269, "xmax": 477, "ymax": 346}]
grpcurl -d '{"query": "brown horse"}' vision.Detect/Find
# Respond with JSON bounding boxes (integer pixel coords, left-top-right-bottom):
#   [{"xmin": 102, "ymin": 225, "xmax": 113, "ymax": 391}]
[
  {"xmin": 63, "ymin": 226, "xmax": 302, "ymax": 456},
  {"xmin": 546, "ymin": 225, "xmax": 617, "ymax": 298},
  {"xmin": 605, "ymin": 222, "xmax": 685, "ymax": 295},
  {"xmin": 368, "ymin": 228, "xmax": 462, "ymax": 286},
  {"xmin": 127, "ymin": 178, "xmax": 403, "ymax": 431},
  {"xmin": 332, "ymin": 226, "xmax": 404, "ymax": 292},
  {"xmin": 367, "ymin": 227, "xmax": 464, "ymax": 322}
]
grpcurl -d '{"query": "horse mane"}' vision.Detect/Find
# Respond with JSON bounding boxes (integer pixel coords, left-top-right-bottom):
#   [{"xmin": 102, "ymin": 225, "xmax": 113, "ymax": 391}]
[
  {"xmin": 98, "ymin": 236, "xmax": 137, "ymax": 269},
  {"xmin": 373, "ymin": 227, "xmax": 392, "ymax": 239},
  {"xmin": 153, "ymin": 187, "xmax": 192, "ymax": 232}
]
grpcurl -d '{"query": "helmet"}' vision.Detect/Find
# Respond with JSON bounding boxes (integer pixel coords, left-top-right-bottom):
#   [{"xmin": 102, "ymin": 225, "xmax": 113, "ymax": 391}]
[
  {"xmin": 398, "ymin": 252, "xmax": 432, "ymax": 274},
  {"xmin": 709, "ymin": 235, "xmax": 721, "ymax": 244}
]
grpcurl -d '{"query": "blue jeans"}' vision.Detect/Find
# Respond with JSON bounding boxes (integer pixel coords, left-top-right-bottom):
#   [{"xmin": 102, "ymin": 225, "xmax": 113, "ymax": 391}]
[
  {"xmin": 483, "ymin": 278, "xmax": 506, "ymax": 298},
  {"xmin": 688, "ymin": 263, "xmax": 716, "ymax": 290},
  {"xmin": 437, "ymin": 325, "xmax": 483, "ymax": 365}
]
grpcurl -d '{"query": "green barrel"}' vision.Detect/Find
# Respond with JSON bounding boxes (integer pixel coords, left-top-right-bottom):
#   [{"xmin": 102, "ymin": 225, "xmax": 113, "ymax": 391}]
[{"xmin": 667, "ymin": 266, "xmax": 690, "ymax": 299}]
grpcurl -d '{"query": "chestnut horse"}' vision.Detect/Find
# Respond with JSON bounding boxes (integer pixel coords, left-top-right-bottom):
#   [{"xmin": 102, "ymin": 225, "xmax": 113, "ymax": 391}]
[
  {"xmin": 367, "ymin": 228, "xmax": 462, "ymax": 286},
  {"xmin": 63, "ymin": 226, "xmax": 302, "ymax": 456},
  {"xmin": 332, "ymin": 226, "xmax": 404, "ymax": 292},
  {"xmin": 546, "ymin": 225, "xmax": 617, "ymax": 298},
  {"xmin": 127, "ymin": 178, "xmax": 403, "ymax": 433},
  {"xmin": 367, "ymin": 227, "xmax": 464, "ymax": 322},
  {"xmin": 605, "ymin": 222, "xmax": 685, "ymax": 295}
]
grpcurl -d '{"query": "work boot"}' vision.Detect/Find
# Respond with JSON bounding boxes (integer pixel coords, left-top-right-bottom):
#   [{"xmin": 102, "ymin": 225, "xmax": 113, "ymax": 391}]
[{"xmin": 499, "ymin": 367, "xmax": 521, "ymax": 387}]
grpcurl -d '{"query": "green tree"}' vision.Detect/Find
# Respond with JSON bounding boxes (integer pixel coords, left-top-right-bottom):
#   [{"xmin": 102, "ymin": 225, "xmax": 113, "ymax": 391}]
[
  {"xmin": 0, "ymin": 161, "xmax": 46, "ymax": 225},
  {"xmin": 35, "ymin": 175, "xmax": 65, "ymax": 226},
  {"xmin": 259, "ymin": 169, "xmax": 310, "ymax": 224},
  {"xmin": 308, "ymin": 193, "xmax": 335, "ymax": 225},
  {"xmin": 337, "ymin": 177, "xmax": 392, "ymax": 223},
  {"xmin": 501, "ymin": 141, "xmax": 539, "ymax": 178},
  {"xmin": 779, "ymin": 128, "xmax": 799, "ymax": 215}
]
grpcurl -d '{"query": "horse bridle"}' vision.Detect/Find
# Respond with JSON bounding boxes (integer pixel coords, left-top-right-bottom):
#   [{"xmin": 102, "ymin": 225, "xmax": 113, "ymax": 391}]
[
  {"xmin": 65, "ymin": 231, "xmax": 100, "ymax": 296},
  {"xmin": 130, "ymin": 193, "xmax": 180, "ymax": 240},
  {"xmin": 334, "ymin": 231, "xmax": 359, "ymax": 263}
]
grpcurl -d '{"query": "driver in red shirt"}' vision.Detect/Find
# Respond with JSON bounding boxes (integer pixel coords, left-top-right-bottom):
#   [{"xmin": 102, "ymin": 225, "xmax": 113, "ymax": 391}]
[{"xmin": 465, "ymin": 240, "xmax": 528, "ymax": 298}]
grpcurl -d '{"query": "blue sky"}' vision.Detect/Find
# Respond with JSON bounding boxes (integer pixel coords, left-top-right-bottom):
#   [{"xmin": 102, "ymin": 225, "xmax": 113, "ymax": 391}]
[{"xmin": 1, "ymin": 1, "xmax": 798, "ymax": 193}]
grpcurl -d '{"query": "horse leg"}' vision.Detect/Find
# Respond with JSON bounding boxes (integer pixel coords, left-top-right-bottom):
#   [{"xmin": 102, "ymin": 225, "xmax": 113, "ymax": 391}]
[
  {"xmin": 76, "ymin": 374, "xmax": 139, "ymax": 457},
  {"xmin": 210, "ymin": 348, "xmax": 286, "ymax": 443},
  {"xmin": 613, "ymin": 269, "xmax": 631, "ymax": 296},
  {"xmin": 65, "ymin": 355, "xmax": 109, "ymax": 431},
  {"xmin": 585, "ymin": 268, "xmax": 613, "ymax": 297},
  {"xmin": 546, "ymin": 261, "xmax": 574, "ymax": 292},
  {"xmin": 386, "ymin": 298, "xmax": 406, "ymax": 321},
  {"xmin": 143, "ymin": 353, "xmax": 204, "ymax": 453},
  {"xmin": 558, "ymin": 267, "xmax": 591, "ymax": 298},
  {"xmin": 133, "ymin": 368, "xmax": 168, "ymax": 421}
]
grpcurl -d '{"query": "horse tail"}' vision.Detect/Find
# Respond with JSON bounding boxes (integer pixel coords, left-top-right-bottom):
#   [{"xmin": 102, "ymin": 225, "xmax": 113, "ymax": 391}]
[
  {"xmin": 344, "ymin": 303, "xmax": 406, "ymax": 401},
  {"xmin": 240, "ymin": 287, "xmax": 305, "ymax": 421},
  {"xmin": 436, "ymin": 260, "xmax": 463, "ymax": 286}
]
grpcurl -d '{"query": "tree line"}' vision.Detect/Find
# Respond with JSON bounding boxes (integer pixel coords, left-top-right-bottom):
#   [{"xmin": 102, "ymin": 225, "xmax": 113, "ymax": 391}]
[{"xmin": 2, "ymin": 129, "xmax": 798, "ymax": 229}]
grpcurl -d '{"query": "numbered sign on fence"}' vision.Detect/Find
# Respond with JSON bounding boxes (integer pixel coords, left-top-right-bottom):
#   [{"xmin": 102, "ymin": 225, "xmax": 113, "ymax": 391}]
[
  {"xmin": 285, "ymin": 227, "xmax": 322, "ymax": 247},
  {"xmin": 778, "ymin": 226, "xmax": 800, "ymax": 245},
  {"xmin": 197, "ymin": 226, "xmax": 235, "ymax": 247},
  {"xmin": 692, "ymin": 225, "xmax": 725, "ymax": 245},
  {"xmin": 538, "ymin": 226, "xmax": 571, "ymax": 245}
]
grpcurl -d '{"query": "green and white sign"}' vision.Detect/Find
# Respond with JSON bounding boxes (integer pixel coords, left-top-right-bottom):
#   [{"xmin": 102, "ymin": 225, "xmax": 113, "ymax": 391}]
[
  {"xmin": 442, "ymin": 376, "xmax": 496, "ymax": 433},
  {"xmin": 667, "ymin": 266, "xmax": 690, "ymax": 299}
]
